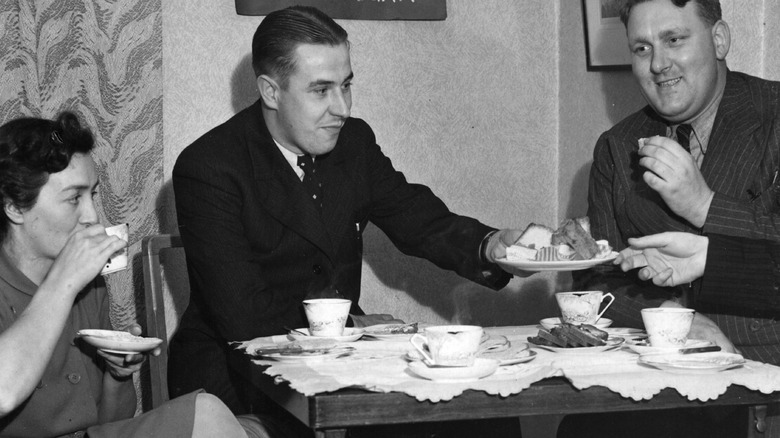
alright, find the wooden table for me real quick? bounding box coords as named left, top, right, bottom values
left=231, top=350, right=780, bottom=438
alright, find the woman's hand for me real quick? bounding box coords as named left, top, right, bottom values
left=98, top=324, right=158, bottom=381
left=44, top=225, right=128, bottom=296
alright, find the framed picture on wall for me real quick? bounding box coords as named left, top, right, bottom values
left=235, top=0, right=447, bottom=20
left=582, top=0, right=632, bottom=70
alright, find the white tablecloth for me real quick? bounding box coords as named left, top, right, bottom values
left=235, top=326, right=780, bottom=403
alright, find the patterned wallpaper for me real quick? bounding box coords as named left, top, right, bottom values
left=0, top=0, right=162, bottom=409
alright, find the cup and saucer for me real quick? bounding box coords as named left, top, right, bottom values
left=406, top=325, right=500, bottom=382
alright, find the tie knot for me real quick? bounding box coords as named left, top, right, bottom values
left=297, top=154, right=315, bottom=173
left=676, top=124, right=693, bottom=152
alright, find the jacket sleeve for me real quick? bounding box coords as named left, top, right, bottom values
left=358, top=129, right=511, bottom=291
left=698, top=234, right=780, bottom=312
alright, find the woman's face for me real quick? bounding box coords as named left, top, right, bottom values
left=15, top=153, right=99, bottom=261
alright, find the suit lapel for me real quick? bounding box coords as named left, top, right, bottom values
left=701, top=72, right=762, bottom=196
left=245, top=104, right=336, bottom=261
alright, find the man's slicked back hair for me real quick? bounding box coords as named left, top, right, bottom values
left=252, top=6, right=349, bottom=89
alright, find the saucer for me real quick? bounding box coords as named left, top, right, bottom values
left=407, top=358, right=499, bottom=382
left=528, top=336, right=624, bottom=354
left=288, top=327, right=364, bottom=342
left=638, top=352, right=745, bottom=374
left=77, top=329, right=162, bottom=354
left=625, top=338, right=712, bottom=355
left=539, top=317, right=613, bottom=330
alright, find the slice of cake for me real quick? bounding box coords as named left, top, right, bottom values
left=515, top=223, right=554, bottom=249
left=551, top=218, right=599, bottom=259
left=506, top=245, right=537, bottom=261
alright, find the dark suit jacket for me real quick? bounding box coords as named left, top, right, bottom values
left=702, top=234, right=780, bottom=312
left=169, top=100, right=510, bottom=408
left=575, top=71, right=780, bottom=364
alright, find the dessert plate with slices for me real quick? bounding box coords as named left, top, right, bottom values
left=499, top=217, right=616, bottom=271
left=638, top=352, right=745, bottom=373
left=77, top=329, right=163, bottom=354
left=407, top=358, right=500, bottom=382
left=496, top=252, right=618, bottom=272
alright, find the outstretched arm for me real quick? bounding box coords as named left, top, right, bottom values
left=615, top=232, right=708, bottom=287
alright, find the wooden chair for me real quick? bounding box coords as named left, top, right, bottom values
left=141, top=234, right=185, bottom=409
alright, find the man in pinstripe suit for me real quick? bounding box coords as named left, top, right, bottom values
left=577, top=0, right=780, bottom=366
left=567, top=0, right=780, bottom=435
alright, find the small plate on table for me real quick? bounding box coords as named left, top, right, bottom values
left=77, top=329, right=162, bottom=355
left=625, top=338, right=712, bottom=355
left=407, top=358, right=500, bottom=382
left=638, top=352, right=745, bottom=374
left=288, top=327, right=364, bottom=342
left=539, top=317, right=613, bottom=331
left=528, top=336, right=625, bottom=354
left=362, top=323, right=420, bottom=340
left=495, top=252, right=618, bottom=272
left=406, top=342, right=537, bottom=366
left=259, top=349, right=353, bottom=363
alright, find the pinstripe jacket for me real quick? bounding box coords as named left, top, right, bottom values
left=575, top=71, right=780, bottom=364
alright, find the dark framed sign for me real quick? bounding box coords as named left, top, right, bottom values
left=582, top=0, right=631, bottom=71
left=235, top=0, right=447, bottom=21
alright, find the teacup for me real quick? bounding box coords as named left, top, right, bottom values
left=303, top=298, right=351, bottom=337
left=102, top=223, right=129, bottom=275
left=410, top=325, right=483, bottom=367
left=555, top=291, right=615, bottom=325
left=641, top=307, right=695, bottom=347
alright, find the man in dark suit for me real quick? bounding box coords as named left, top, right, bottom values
left=168, top=5, right=526, bottom=431
left=565, top=0, right=780, bottom=436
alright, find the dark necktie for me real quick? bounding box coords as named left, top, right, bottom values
left=297, top=154, right=323, bottom=211
left=676, top=124, right=693, bottom=153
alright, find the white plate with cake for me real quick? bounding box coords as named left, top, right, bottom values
left=499, top=218, right=616, bottom=272
left=497, top=252, right=617, bottom=271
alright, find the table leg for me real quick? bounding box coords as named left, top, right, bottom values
left=518, top=415, right=564, bottom=438
left=315, top=428, right=347, bottom=438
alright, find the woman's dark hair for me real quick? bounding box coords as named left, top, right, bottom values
left=252, top=5, right=349, bottom=89
left=0, top=111, right=95, bottom=241
left=620, top=0, right=722, bottom=27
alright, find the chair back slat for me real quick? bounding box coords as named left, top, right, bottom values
left=141, top=234, right=184, bottom=410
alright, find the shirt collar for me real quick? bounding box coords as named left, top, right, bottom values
left=667, top=78, right=726, bottom=155
left=274, top=139, right=306, bottom=180
left=0, top=247, right=37, bottom=297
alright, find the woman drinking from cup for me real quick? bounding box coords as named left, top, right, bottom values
left=0, top=112, right=252, bottom=437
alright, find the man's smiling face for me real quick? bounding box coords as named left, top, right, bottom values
left=626, top=0, right=726, bottom=123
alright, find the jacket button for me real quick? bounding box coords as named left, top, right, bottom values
left=749, top=320, right=762, bottom=332
left=312, top=265, right=322, bottom=275
left=67, top=373, right=81, bottom=384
